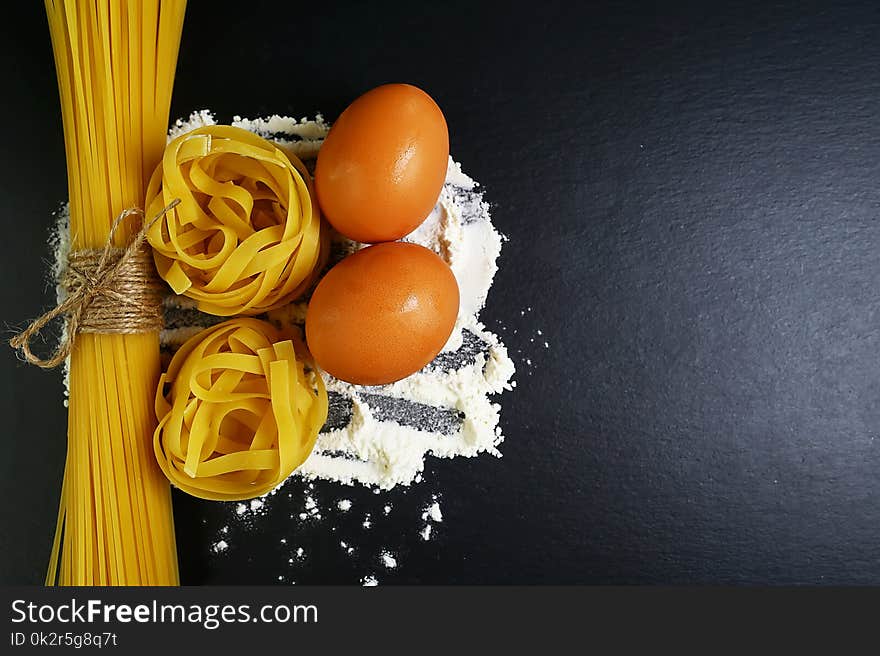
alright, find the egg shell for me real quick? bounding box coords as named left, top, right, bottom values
left=305, top=242, right=460, bottom=385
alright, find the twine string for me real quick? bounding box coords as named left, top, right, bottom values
left=9, top=199, right=180, bottom=369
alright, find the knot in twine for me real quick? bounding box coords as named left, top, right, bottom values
left=9, top=199, right=180, bottom=369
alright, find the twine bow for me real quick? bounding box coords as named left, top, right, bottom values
left=9, top=199, right=180, bottom=369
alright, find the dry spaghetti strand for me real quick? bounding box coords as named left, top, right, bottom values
left=44, top=0, right=186, bottom=586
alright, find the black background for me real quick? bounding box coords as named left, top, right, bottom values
left=3, top=0, right=880, bottom=585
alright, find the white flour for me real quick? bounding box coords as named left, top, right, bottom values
left=211, top=481, right=446, bottom=585
left=423, top=501, right=443, bottom=523
left=418, top=496, right=443, bottom=542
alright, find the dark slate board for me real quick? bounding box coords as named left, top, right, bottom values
left=5, top=0, right=880, bottom=584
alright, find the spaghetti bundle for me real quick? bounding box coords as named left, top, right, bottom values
left=145, top=125, right=327, bottom=316
left=44, top=0, right=186, bottom=585
left=154, top=318, right=328, bottom=501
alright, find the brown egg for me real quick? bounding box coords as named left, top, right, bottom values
left=314, top=84, right=449, bottom=243
left=305, top=242, right=459, bottom=385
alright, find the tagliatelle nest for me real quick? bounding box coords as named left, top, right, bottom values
left=145, top=125, right=327, bottom=316
left=153, top=318, right=328, bottom=501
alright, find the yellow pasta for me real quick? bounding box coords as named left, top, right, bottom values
left=44, top=0, right=185, bottom=585
left=145, top=125, right=327, bottom=316
left=154, top=318, right=328, bottom=500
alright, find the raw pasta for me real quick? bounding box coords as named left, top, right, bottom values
left=145, top=125, right=327, bottom=316
left=154, top=318, right=328, bottom=500
left=44, top=0, right=186, bottom=585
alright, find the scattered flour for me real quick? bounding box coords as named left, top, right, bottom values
left=208, top=474, right=458, bottom=583
left=361, top=575, right=379, bottom=587
left=423, top=502, right=443, bottom=523
left=301, top=494, right=322, bottom=521
left=418, top=497, right=443, bottom=542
